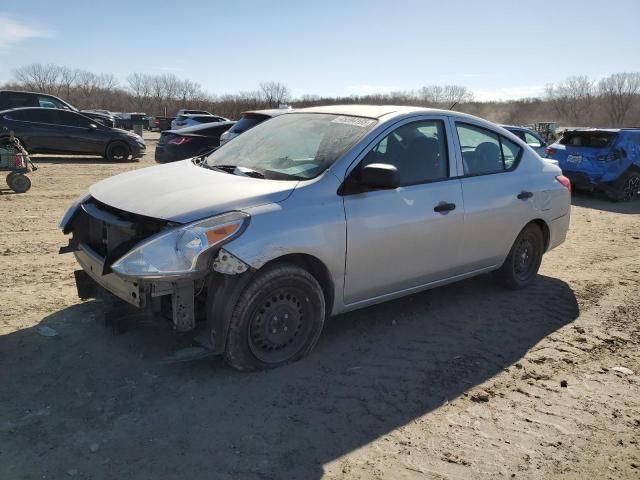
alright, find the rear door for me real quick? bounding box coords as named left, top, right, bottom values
left=6, top=109, right=61, bottom=152
left=343, top=116, right=465, bottom=305
left=453, top=121, right=534, bottom=272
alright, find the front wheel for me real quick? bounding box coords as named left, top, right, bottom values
left=493, top=223, right=544, bottom=290
left=224, top=263, right=326, bottom=371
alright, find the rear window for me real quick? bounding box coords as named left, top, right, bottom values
left=560, top=131, right=617, bottom=148
left=229, top=114, right=269, bottom=134
left=193, top=116, right=222, bottom=124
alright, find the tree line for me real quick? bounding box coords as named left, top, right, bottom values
left=4, top=63, right=640, bottom=127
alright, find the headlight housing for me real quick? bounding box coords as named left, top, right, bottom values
left=59, top=191, right=91, bottom=231
left=111, top=211, right=249, bottom=279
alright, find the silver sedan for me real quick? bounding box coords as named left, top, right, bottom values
left=60, top=105, right=571, bottom=371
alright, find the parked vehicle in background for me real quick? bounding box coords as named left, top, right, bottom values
left=176, top=109, right=213, bottom=117
left=155, top=121, right=235, bottom=163
left=501, top=125, right=548, bottom=156
left=219, top=109, right=290, bottom=145
left=0, top=107, right=145, bottom=162
left=149, top=116, right=176, bottom=131
left=533, top=122, right=558, bottom=144
left=0, top=90, right=115, bottom=127
left=170, top=114, right=229, bottom=130
left=60, top=105, right=570, bottom=371
left=545, top=128, right=640, bottom=201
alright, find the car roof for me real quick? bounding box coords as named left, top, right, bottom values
left=291, top=105, right=497, bottom=128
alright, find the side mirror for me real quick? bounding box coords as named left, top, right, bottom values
left=359, top=163, right=400, bottom=190
left=87, top=123, right=97, bottom=131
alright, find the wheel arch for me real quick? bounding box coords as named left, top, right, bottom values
left=529, top=218, right=550, bottom=252
left=260, top=253, right=335, bottom=316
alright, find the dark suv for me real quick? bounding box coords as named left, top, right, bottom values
left=0, top=108, right=146, bottom=161
left=0, top=90, right=115, bottom=128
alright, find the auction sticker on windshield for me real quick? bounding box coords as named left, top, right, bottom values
left=331, top=116, right=376, bottom=128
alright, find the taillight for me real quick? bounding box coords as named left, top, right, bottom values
left=168, top=136, right=193, bottom=145
left=154, top=119, right=160, bottom=126
left=555, top=175, right=571, bottom=193
left=545, top=147, right=556, bottom=158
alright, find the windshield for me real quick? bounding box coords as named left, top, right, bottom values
left=204, top=113, right=376, bottom=180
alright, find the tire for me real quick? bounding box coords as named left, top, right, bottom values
left=105, top=141, right=131, bottom=162
left=606, top=171, right=640, bottom=202
left=7, top=173, right=31, bottom=193
left=224, top=263, right=326, bottom=371
left=493, top=223, right=544, bottom=290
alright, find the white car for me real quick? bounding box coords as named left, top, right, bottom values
left=61, top=105, right=571, bottom=371
left=171, top=114, right=229, bottom=130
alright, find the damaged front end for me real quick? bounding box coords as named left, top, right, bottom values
left=60, top=195, right=250, bottom=335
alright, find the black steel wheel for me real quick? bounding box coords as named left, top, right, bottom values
left=493, top=223, right=544, bottom=290
left=7, top=173, right=31, bottom=193
left=224, top=263, right=325, bottom=371
left=105, top=141, right=131, bottom=162
left=621, top=172, right=640, bottom=201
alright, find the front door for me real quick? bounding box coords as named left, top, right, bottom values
left=343, top=117, right=464, bottom=305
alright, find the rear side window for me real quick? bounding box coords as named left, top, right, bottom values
left=37, top=95, right=68, bottom=109
left=8, top=109, right=59, bottom=123
left=560, top=131, right=617, bottom=148
left=199, top=124, right=233, bottom=136
left=456, top=123, right=522, bottom=175
left=230, top=114, right=268, bottom=133
left=0, top=92, right=38, bottom=109
left=193, top=116, right=221, bottom=124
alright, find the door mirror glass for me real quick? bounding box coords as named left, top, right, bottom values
left=359, top=163, right=400, bottom=189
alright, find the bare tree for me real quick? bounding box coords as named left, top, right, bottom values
left=58, top=66, right=79, bottom=101
left=12, top=63, right=61, bottom=93
left=259, top=81, right=290, bottom=108
left=545, top=76, right=595, bottom=124
left=127, top=73, right=153, bottom=112
left=598, top=72, right=640, bottom=127
left=418, top=85, right=473, bottom=106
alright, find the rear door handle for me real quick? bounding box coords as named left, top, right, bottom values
left=517, top=191, right=533, bottom=200
left=434, top=202, right=456, bottom=213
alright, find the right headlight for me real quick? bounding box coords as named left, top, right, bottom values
left=111, top=211, right=249, bottom=279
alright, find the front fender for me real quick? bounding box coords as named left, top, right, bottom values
left=222, top=174, right=346, bottom=314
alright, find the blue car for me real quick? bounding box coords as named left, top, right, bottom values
left=546, top=128, right=640, bottom=201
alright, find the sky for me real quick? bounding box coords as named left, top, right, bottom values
left=0, top=0, right=639, bottom=101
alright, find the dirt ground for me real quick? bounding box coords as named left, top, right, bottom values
left=1, top=132, right=639, bottom=480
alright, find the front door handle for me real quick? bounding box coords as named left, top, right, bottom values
left=434, top=202, right=456, bottom=213
left=517, top=191, right=533, bottom=200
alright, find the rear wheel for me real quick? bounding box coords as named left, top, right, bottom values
left=606, top=171, right=640, bottom=202
left=105, top=141, right=131, bottom=162
left=224, top=263, right=325, bottom=371
left=493, top=223, right=544, bottom=290
left=7, top=173, right=31, bottom=193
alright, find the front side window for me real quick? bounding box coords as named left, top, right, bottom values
left=456, top=123, right=522, bottom=175
left=361, top=120, right=449, bottom=186
left=205, top=113, right=376, bottom=180
left=57, top=111, right=92, bottom=127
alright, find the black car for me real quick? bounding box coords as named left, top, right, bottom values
left=0, top=90, right=115, bottom=128
left=0, top=108, right=146, bottom=161
left=155, top=121, right=235, bottom=163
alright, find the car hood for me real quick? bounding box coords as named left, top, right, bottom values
left=89, top=159, right=298, bottom=223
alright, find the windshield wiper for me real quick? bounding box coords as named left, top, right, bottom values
left=206, top=164, right=265, bottom=179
